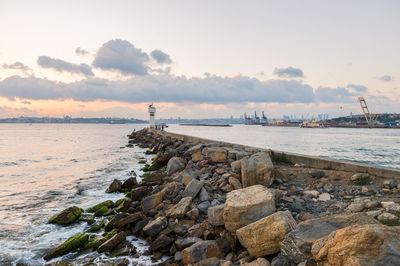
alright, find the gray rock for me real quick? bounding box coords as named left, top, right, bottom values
left=208, top=204, right=225, bottom=226
left=198, top=201, right=211, bottom=214
left=175, top=237, right=202, bottom=250
left=182, top=179, right=204, bottom=198
left=280, top=213, right=379, bottom=264
left=166, top=157, right=185, bottom=176
left=310, top=170, right=325, bottom=178
left=121, top=177, right=137, bottom=189
left=131, top=186, right=149, bottom=201
left=199, top=187, right=210, bottom=202
left=149, top=234, right=174, bottom=252
left=142, top=216, right=168, bottom=237
left=181, top=240, right=223, bottom=264
left=106, top=179, right=122, bottom=193
left=98, top=231, right=127, bottom=253
left=228, top=176, right=242, bottom=190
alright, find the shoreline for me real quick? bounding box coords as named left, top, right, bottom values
left=38, top=128, right=400, bottom=265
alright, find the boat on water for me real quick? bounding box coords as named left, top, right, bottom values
left=299, top=118, right=327, bottom=128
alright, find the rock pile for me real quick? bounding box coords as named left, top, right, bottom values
left=42, top=128, right=400, bottom=265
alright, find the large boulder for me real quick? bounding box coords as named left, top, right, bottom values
left=223, top=185, right=275, bottom=232
left=187, top=144, right=204, bottom=162
left=312, top=224, right=400, bottom=266
left=43, top=233, right=89, bottom=260
left=237, top=211, right=297, bottom=257
left=166, top=197, right=192, bottom=218
left=143, top=216, right=168, bottom=237
left=48, top=206, right=84, bottom=226
left=166, top=157, right=185, bottom=176
left=121, top=177, right=137, bottom=189
left=280, top=213, right=379, bottom=264
left=141, top=191, right=163, bottom=213
left=131, top=186, right=149, bottom=201
left=241, top=152, right=274, bottom=187
left=203, top=147, right=227, bottom=163
left=181, top=240, right=223, bottom=264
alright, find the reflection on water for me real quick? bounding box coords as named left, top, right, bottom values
left=166, top=124, right=400, bottom=169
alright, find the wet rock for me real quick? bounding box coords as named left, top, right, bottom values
left=166, top=157, right=185, bottom=176
left=131, top=186, right=149, bottom=201
left=241, top=152, right=274, bottom=187
left=199, top=187, right=210, bottom=202
left=141, top=191, right=163, bottom=213
left=143, top=216, right=168, bottom=236
left=280, top=213, right=379, bottom=264
left=149, top=234, right=174, bottom=252
left=131, top=218, right=149, bottom=234
left=115, top=198, right=132, bottom=212
left=105, top=213, right=126, bottom=231
left=98, top=231, right=127, bottom=253
left=121, top=177, right=137, bottom=189
left=114, top=212, right=142, bottom=228
left=48, top=206, right=84, bottom=226
left=166, top=197, right=192, bottom=218
left=208, top=204, right=225, bottom=226
left=223, top=185, right=275, bottom=232
left=182, top=179, right=204, bottom=198
left=169, top=221, right=188, bottom=235
left=203, top=147, right=227, bottom=163
left=312, top=224, right=400, bottom=266
left=43, top=233, right=89, bottom=260
left=310, top=170, right=325, bottom=178
left=181, top=240, right=223, bottom=264
left=106, top=179, right=122, bottom=193
left=237, top=211, right=297, bottom=257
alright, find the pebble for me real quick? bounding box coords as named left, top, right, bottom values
left=318, top=193, right=331, bottom=201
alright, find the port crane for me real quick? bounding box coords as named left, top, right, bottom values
left=358, top=97, right=378, bottom=128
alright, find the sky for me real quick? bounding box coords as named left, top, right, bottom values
left=0, top=0, right=399, bottom=120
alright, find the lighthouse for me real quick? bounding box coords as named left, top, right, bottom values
left=148, top=104, right=156, bottom=129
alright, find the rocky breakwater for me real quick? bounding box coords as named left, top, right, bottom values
left=41, top=128, right=400, bottom=265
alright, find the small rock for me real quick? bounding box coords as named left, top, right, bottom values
left=303, top=190, right=319, bottom=197
left=203, top=147, right=227, bottom=163
left=141, top=192, right=163, bottom=213
left=175, top=237, right=202, bottom=250
left=131, top=186, right=149, bottom=201
left=149, top=234, right=174, bottom=252
left=365, top=200, right=380, bottom=210
left=231, top=160, right=242, bottom=174
left=186, top=208, right=199, bottom=220
left=346, top=201, right=365, bottom=213
left=377, top=212, right=399, bottom=225
left=228, top=176, right=242, bottom=190
left=199, top=187, right=210, bottom=202
left=208, top=204, right=225, bottom=226
left=245, top=258, right=271, bottom=266
left=310, top=170, right=325, bottom=178
left=198, top=201, right=211, bottom=214
left=181, top=240, right=223, bottom=264
left=48, top=206, right=84, bottom=226
left=166, top=197, right=192, bottom=218
left=383, top=179, right=398, bottom=189
left=143, top=216, right=168, bottom=236
left=182, top=179, right=204, bottom=198
left=318, top=193, right=331, bottom=201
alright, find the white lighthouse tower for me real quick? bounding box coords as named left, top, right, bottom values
left=148, top=104, right=156, bottom=129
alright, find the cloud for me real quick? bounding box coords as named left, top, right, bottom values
left=150, top=49, right=172, bottom=64
left=273, top=67, right=304, bottom=78
left=92, top=39, right=149, bottom=75
left=0, top=106, right=38, bottom=118
left=347, top=84, right=367, bottom=92
left=315, top=87, right=355, bottom=103
left=379, top=75, right=392, bottom=82
left=2, top=61, right=31, bottom=72
left=75, top=47, right=89, bottom=56
left=0, top=74, right=317, bottom=104
left=21, top=100, right=31, bottom=104
left=37, top=56, right=94, bottom=76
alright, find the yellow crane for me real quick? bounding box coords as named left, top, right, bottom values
left=358, top=97, right=378, bottom=127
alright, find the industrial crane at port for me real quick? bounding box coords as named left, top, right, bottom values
left=358, top=97, right=378, bottom=128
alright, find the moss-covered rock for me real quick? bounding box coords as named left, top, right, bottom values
left=84, top=237, right=107, bottom=250
left=87, top=222, right=105, bottom=232
left=94, top=206, right=114, bottom=217
left=114, top=198, right=125, bottom=208
left=48, top=206, right=84, bottom=226
left=141, top=172, right=151, bottom=177
left=86, top=200, right=114, bottom=213
left=43, top=233, right=89, bottom=260
left=138, top=159, right=147, bottom=164
left=103, top=228, right=120, bottom=240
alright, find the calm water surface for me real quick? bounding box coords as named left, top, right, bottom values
left=1, top=123, right=399, bottom=265
left=167, top=124, right=400, bottom=169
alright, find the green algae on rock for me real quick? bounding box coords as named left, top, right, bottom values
left=48, top=206, right=84, bottom=226
left=86, top=200, right=114, bottom=213
left=43, top=233, right=89, bottom=260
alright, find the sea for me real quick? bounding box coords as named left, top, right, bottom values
left=0, top=123, right=399, bottom=265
